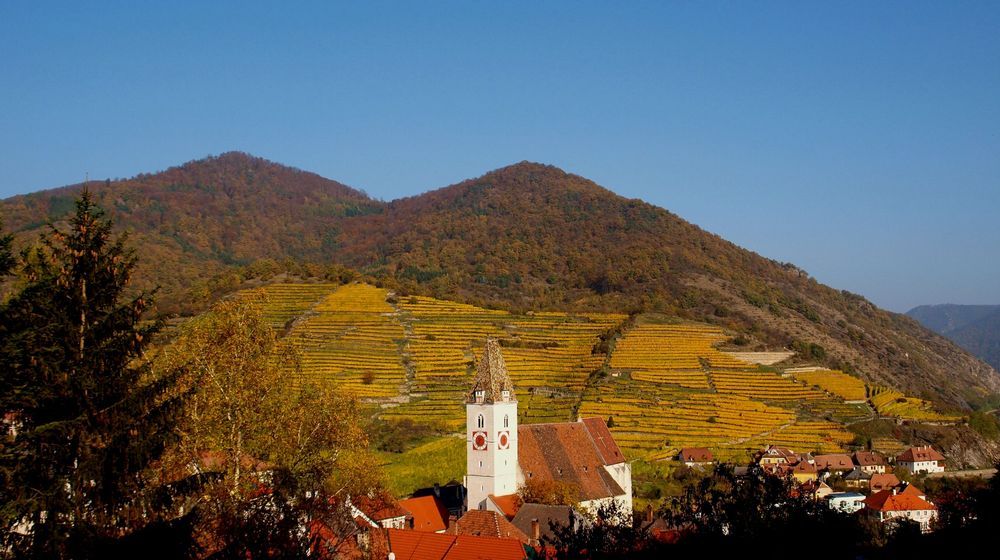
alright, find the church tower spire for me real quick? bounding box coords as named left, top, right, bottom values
left=469, top=337, right=515, bottom=404
left=464, top=338, right=518, bottom=511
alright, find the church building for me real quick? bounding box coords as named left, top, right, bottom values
left=464, top=339, right=632, bottom=518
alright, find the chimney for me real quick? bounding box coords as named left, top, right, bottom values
left=447, top=515, right=457, bottom=533
left=531, top=518, right=540, bottom=544
left=645, top=504, right=654, bottom=523
left=407, top=515, right=414, bottom=530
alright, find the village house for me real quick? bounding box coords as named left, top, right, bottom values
left=445, top=509, right=530, bottom=543
left=678, top=447, right=714, bottom=467
left=464, top=339, right=633, bottom=519
left=399, top=495, right=450, bottom=533
left=384, top=527, right=528, bottom=560
left=412, top=481, right=467, bottom=519
left=814, top=480, right=834, bottom=500
left=756, top=445, right=799, bottom=467
left=813, top=453, right=855, bottom=478
left=843, top=468, right=872, bottom=490
left=790, top=459, right=818, bottom=483
left=863, top=483, right=938, bottom=532
left=350, top=492, right=409, bottom=530
left=896, top=446, right=946, bottom=474
left=510, top=504, right=585, bottom=547
left=853, top=450, right=888, bottom=474
left=869, top=473, right=902, bottom=493
left=828, top=492, right=867, bottom=514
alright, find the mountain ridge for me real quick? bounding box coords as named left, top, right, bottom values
left=2, top=152, right=998, bottom=410
left=907, top=304, right=1000, bottom=372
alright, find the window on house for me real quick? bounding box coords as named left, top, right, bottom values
left=504, top=414, right=509, bottom=428
left=477, top=415, right=484, bottom=428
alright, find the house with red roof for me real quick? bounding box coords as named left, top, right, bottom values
left=756, top=445, right=799, bottom=467
left=896, top=446, right=945, bottom=474
left=400, top=495, right=451, bottom=532
left=351, top=491, right=409, bottom=529
left=852, top=450, right=888, bottom=474
left=869, top=472, right=902, bottom=493
left=863, top=484, right=938, bottom=532
left=463, top=339, right=633, bottom=520
left=678, top=447, right=714, bottom=467
left=790, top=459, right=818, bottom=483
left=384, top=527, right=527, bottom=560
left=445, top=509, right=530, bottom=543
left=813, top=453, right=854, bottom=476
left=486, top=494, right=522, bottom=520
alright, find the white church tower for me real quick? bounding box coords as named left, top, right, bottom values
left=464, top=338, right=518, bottom=511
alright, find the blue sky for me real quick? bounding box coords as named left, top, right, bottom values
left=1, top=1, right=998, bottom=312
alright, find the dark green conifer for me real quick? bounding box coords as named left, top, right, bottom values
left=0, top=192, right=188, bottom=558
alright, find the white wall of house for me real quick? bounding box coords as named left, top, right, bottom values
left=877, top=509, right=938, bottom=532
left=898, top=460, right=944, bottom=474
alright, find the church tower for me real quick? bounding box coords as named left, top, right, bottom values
left=464, top=338, right=518, bottom=511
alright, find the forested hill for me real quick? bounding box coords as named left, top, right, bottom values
left=1, top=152, right=380, bottom=310
left=2, top=154, right=997, bottom=409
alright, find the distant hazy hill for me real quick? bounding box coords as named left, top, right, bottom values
left=908, top=304, right=1000, bottom=371
left=2, top=153, right=998, bottom=409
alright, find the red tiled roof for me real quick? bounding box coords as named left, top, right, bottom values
left=386, top=528, right=527, bottom=560
left=401, top=496, right=450, bottom=532
left=897, top=446, right=945, bottom=463
left=679, top=447, right=714, bottom=463
left=853, top=451, right=886, bottom=466
left=898, top=483, right=926, bottom=499
left=581, top=417, right=626, bottom=465
left=488, top=494, right=522, bottom=520
left=447, top=510, right=529, bottom=543
left=864, top=489, right=937, bottom=512
left=869, top=473, right=901, bottom=493
left=353, top=492, right=408, bottom=522
left=792, top=461, right=817, bottom=474
left=518, top=422, right=625, bottom=501
left=813, top=454, right=854, bottom=470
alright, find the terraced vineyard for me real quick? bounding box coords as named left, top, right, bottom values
left=280, top=283, right=408, bottom=399
left=592, top=319, right=858, bottom=461
left=710, top=369, right=828, bottom=401
left=248, top=282, right=340, bottom=330
left=869, top=386, right=961, bottom=422
left=384, top=296, right=625, bottom=428
left=609, top=323, right=732, bottom=389
left=237, top=283, right=930, bottom=463
left=579, top=378, right=796, bottom=461
left=788, top=367, right=867, bottom=401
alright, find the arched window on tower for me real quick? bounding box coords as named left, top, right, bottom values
left=477, top=414, right=484, bottom=428
left=504, top=414, right=509, bottom=428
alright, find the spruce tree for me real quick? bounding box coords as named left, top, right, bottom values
left=0, top=192, right=188, bottom=558
left=0, top=216, right=13, bottom=276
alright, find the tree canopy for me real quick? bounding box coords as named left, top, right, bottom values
left=0, top=192, right=189, bottom=557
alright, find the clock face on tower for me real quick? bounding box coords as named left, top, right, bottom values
left=498, top=430, right=510, bottom=450
left=472, top=431, right=488, bottom=450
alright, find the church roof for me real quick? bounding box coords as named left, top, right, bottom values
left=469, top=338, right=515, bottom=404
left=517, top=419, right=626, bottom=502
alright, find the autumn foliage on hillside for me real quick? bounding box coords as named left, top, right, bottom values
left=2, top=154, right=996, bottom=409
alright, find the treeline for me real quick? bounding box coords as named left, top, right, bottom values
left=0, top=194, right=385, bottom=559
